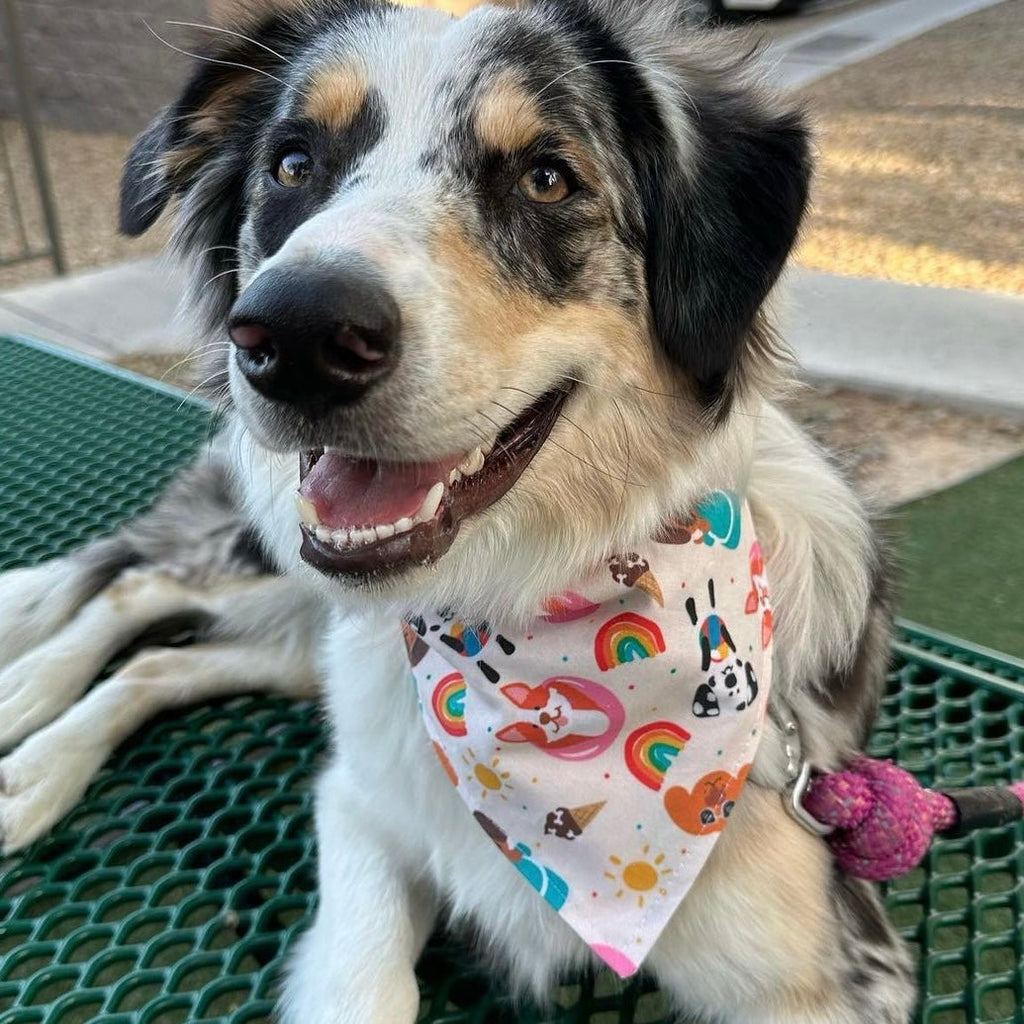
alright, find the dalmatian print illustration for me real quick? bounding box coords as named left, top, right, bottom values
left=685, top=580, right=759, bottom=719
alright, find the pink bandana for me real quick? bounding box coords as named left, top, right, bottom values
left=406, top=492, right=773, bottom=978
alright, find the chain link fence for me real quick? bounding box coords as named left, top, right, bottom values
left=0, top=0, right=208, bottom=287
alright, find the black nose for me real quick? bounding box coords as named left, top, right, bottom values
left=227, top=261, right=399, bottom=406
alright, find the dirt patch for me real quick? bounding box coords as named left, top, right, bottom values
left=796, top=0, right=1024, bottom=294
left=786, top=386, right=1024, bottom=507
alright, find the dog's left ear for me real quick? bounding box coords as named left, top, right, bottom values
left=644, top=79, right=811, bottom=410
left=542, top=1, right=812, bottom=410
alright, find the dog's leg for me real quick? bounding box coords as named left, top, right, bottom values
left=281, top=608, right=438, bottom=1024
left=648, top=785, right=916, bottom=1024
left=280, top=760, right=437, bottom=1024
left=0, top=568, right=288, bottom=751
left=0, top=536, right=135, bottom=669
left=0, top=637, right=316, bottom=854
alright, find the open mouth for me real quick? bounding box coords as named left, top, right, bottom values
left=296, top=383, right=573, bottom=577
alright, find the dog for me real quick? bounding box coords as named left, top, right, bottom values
left=0, top=1, right=917, bottom=1022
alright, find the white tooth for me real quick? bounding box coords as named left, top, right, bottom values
left=449, top=468, right=462, bottom=486
left=375, top=523, right=396, bottom=541
left=315, top=526, right=333, bottom=543
left=395, top=517, right=414, bottom=534
left=416, top=482, right=445, bottom=523
left=457, top=447, right=485, bottom=477
left=359, top=528, right=377, bottom=546
left=295, top=493, right=321, bottom=527
left=331, top=528, right=350, bottom=548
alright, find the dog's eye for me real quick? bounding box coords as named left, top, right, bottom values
left=275, top=151, right=313, bottom=188
left=518, top=164, right=572, bottom=204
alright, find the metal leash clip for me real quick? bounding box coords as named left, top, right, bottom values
left=777, top=704, right=835, bottom=838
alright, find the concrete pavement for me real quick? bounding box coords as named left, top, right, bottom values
left=0, top=258, right=189, bottom=362
left=768, top=0, right=1009, bottom=88
left=783, top=270, right=1024, bottom=417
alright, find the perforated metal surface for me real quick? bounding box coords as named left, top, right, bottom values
left=0, top=335, right=1021, bottom=1024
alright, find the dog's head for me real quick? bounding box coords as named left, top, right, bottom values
left=122, top=0, right=810, bottom=611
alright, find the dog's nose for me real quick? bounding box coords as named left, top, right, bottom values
left=228, top=261, right=399, bottom=406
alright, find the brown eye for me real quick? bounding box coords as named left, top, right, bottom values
left=518, top=164, right=572, bottom=204
left=275, top=150, right=312, bottom=187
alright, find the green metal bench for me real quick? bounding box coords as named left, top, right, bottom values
left=0, top=334, right=1021, bottom=1024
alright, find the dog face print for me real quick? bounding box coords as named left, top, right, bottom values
left=744, top=541, right=774, bottom=649
left=686, top=580, right=759, bottom=719
left=495, top=676, right=625, bottom=760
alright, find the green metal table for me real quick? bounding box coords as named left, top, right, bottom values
left=0, top=335, right=1021, bottom=1024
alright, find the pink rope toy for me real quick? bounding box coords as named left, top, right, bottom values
left=799, top=756, right=1024, bottom=882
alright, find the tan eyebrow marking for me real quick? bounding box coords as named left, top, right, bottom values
left=474, top=72, right=547, bottom=154
left=302, top=61, right=370, bottom=132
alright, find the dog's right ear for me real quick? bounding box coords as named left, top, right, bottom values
left=118, top=17, right=302, bottom=323
left=119, top=33, right=284, bottom=240
left=120, top=112, right=175, bottom=237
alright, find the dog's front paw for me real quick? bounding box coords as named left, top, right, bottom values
left=0, top=648, right=86, bottom=752
left=280, top=925, right=420, bottom=1024
left=0, top=716, right=106, bottom=853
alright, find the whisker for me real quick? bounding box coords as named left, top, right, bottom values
left=475, top=409, right=516, bottom=462
left=200, top=267, right=239, bottom=291
left=488, top=399, right=640, bottom=487
left=197, top=244, right=243, bottom=257
left=612, top=395, right=632, bottom=525
left=159, top=344, right=230, bottom=380
left=535, top=58, right=698, bottom=121
left=456, top=416, right=495, bottom=451
left=176, top=370, right=229, bottom=410
left=164, top=20, right=295, bottom=66
left=495, top=386, right=604, bottom=452
left=143, top=22, right=295, bottom=90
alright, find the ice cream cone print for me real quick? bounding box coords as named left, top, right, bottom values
left=545, top=800, right=607, bottom=839
left=633, top=570, right=664, bottom=607
left=567, top=801, right=606, bottom=832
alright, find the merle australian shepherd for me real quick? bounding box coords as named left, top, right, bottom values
left=0, top=1, right=917, bottom=1021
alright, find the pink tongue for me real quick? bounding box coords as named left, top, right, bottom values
left=300, top=451, right=461, bottom=529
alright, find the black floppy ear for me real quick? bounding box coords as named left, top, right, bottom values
left=537, top=0, right=812, bottom=409
left=643, top=90, right=811, bottom=408
left=117, top=18, right=294, bottom=322
left=120, top=113, right=175, bottom=236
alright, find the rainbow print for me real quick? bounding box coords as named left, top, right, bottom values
left=431, top=672, right=467, bottom=737
left=594, top=612, right=666, bottom=670
left=624, top=721, right=691, bottom=791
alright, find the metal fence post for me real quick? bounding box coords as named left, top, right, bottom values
left=1, top=0, right=66, bottom=275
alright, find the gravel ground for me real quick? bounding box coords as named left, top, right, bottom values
left=0, top=121, right=168, bottom=288
left=785, top=387, right=1024, bottom=507
left=795, top=0, right=1024, bottom=294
